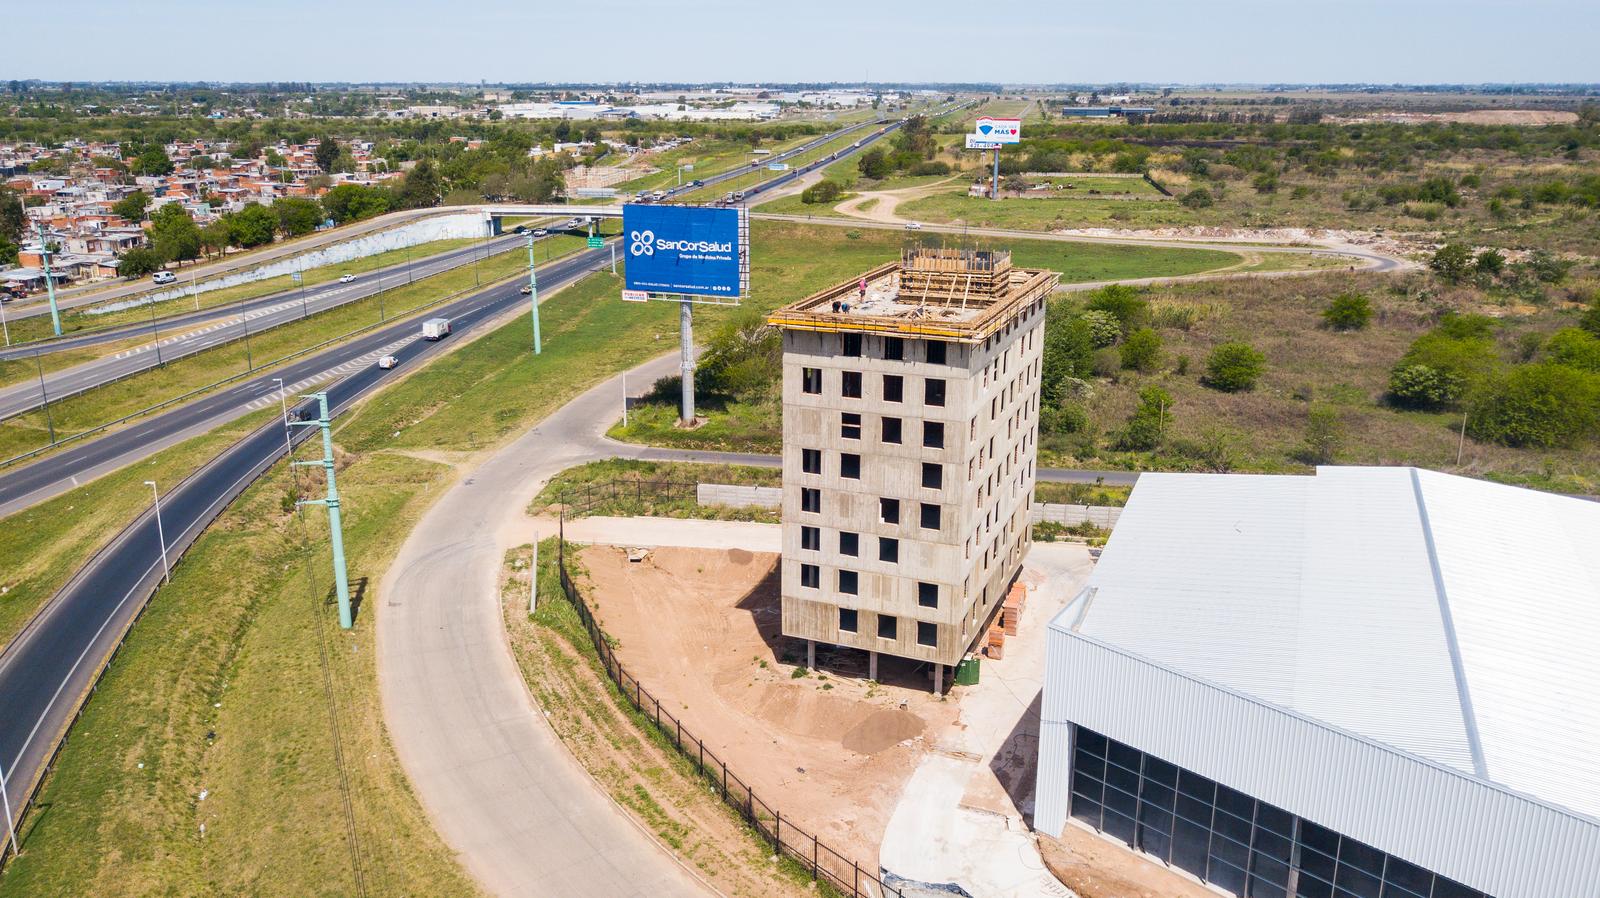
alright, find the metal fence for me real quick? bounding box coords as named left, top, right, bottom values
left=555, top=519, right=901, bottom=898
left=554, top=477, right=700, bottom=515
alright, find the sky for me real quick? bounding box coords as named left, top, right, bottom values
left=5, top=0, right=1597, bottom=85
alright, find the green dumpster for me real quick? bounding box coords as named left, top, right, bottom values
left=954, top=655, right=981, bottom=686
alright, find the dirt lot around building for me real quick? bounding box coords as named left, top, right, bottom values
left=574, top=544, right=959, bottom=852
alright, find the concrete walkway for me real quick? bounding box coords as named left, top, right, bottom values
left=377, top=352, right=713, bottom=898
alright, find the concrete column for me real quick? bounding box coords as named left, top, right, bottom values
left=934, top=664, right=943, bottom=694
left=678, top=299, right=695, bottom=425
left=806, top=639, right=815, bottom=670
left=868, top=650, right=878, bottom=682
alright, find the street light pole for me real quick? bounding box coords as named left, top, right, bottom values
left=144, top=480, right=170, bottom=585
left=526, top=232, right=541, bottom=355
left=34, top=222, right=63, bottom=337
left=292, top=392, right=353, bottom=629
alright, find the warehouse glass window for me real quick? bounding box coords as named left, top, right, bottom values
left=801, top=526, right=820, bottom=551
left=883, top=374, right=903, bottom=403
left=1066, top=726, right=1491, bottom=898
left=838, top=569, right=858, bottom=595
left=799, top=563, right=819, bottom=589
left=922, top=462, right=943, bottom=490
left=924, top=378, right=946, bottom=407
left=802, top=367, right=822, bottom=394
left=842, top=333, right=862, bottom=357
left=879, top=537, right=899, bottom=563
left=841, top=371, right=862, bottom=398
left=839, top=531, right=859, bottom=556
left=923, top=421, right=945, bottom=449
left=877, top=615, right=897, bottom=640
left=916, top=621, right=937, bottom=647
left=841, top=412, right=861, bottom=440
left=884, top=336, right=904, bottom=361
left=801, top=488, right=820, bottom=514
left=802, top=448, right=821, bottom=474
left=918, top=582, right=938, bottom=608
left=838, top=608, right=857, bottom=633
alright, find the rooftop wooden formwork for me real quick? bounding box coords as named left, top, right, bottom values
left=767, top=248, right=1059, bottom=344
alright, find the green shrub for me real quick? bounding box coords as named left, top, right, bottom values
left=1581, top=295, right=1600, bottom=337
left=1180, top=188, right=1214, bottom=209
left=1298, top=406, right=1344, bottom=465
left=800, top=180, right=844, bottom=205
left=1115, top=386, right=1173, bottom=451
left=1467, top=364, right=1600, bottom=448
left=1080, top=309, right=1122, bottom=347
left=1429, top=243, right=1475, bottom=283
left=1203, top=342, right=1266, bottom=392
left=1546, top=327, right=1600, bottom=372
left=1085, top=284, right=1149, bottom=331
left=1120, top=327, right=1163, bottom=372
left=1321, top=292, right=1372, bottom=330
left=1388, top=364, right=1466, bottom=408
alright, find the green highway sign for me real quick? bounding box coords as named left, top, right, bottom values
left=587, top=236, right=604, bottom=249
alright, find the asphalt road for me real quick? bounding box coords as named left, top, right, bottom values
left=0, top=242, right=620, bottom=841
left=0, top=233, right=545, bottom=420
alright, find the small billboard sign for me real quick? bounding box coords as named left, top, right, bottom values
left=965, top=134, right=1004, bottom=150
left=587, top=236, right=605, bottom=249
left=621, top=289, right=650, bottom=303
left=622, top=204, right=744, bottom=299
left=768, top=162, right=789, bottom=171
left=972, top=117, right=1022, bottom=144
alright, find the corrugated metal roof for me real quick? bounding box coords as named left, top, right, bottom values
left=1073, top=466, right=1600, bottom=820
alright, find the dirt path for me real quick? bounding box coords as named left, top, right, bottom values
left=833, top=177, right=962, bottom=225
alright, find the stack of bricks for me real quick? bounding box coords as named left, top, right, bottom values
left=985, top=623, right=1006, bottom=660
left=1001, top=583, right=1027, bottom=636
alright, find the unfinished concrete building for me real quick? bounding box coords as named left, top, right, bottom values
left=767, top=248, right=1059, bottom=691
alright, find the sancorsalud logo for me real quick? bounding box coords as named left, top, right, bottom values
left=630, top=228, right=733, bottom=257
left=629, top=229, right=655, bottom=256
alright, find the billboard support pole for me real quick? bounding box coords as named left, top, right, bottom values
left=678, top=300, right=695, bottom=425
left=525, top=232, right=541, bottom=355
left=991, top=148, right=1000, bottom=200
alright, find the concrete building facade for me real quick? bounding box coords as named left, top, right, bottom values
left=768, top=250, right=1058, bottom=688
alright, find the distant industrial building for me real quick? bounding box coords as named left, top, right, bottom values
left=768, top=249, right=1058, bottom=691
left=1035, top=466, right=1600, bottom=898
left=1057, top=105, right=1156, bottom=118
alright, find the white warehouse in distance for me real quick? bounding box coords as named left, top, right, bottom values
left=1035, top=466, right=1600, bottom=898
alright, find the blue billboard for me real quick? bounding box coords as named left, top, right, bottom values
left=622, top=204, right=743, bottom=298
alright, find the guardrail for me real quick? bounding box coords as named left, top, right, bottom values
left=555, top=520, right=905, bottom=898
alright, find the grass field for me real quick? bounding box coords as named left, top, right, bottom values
left=0, top=233, right=592, bottom=461
left=674, top=128, right=875, bottom=204
left=530, top=458, right=781, bottom=522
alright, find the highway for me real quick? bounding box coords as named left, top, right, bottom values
left=0, top=241, right=620, bottom=851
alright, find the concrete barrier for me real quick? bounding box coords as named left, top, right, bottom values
left=697, top=483, right=782, bottom=509
left=1030, top=502, right=1121, bottom=528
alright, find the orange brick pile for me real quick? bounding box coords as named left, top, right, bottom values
left=983, top=582, right=1029, bottom=660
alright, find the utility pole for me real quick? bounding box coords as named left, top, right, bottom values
left=291, top=391, right=353, bottom=629
left=991, top=148, right=1001, bottom=201
left=525, top=232, right=541, bottom=355
left=273, top=377, right=293, bottom=460
left=679, top=300, right=695, bottom=425
left=144, top=480, right=170, bottom=584
left=33, top=223, right=63, bottom=337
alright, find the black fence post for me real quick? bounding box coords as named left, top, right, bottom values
left=812, top=834, right=818, bottom=881
left=775, top=810, right=782, bottom=855
left=854, top=860, right=860, bottom=897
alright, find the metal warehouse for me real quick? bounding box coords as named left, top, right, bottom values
left=1034, top=466, right=1600, bottom=898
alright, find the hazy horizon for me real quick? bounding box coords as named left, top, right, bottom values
left=5, top=0, right=1596, bottom=85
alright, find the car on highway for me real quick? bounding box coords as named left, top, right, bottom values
left=152, top=271, right=177, bottom=285
left=512, top=225, right=528, bottom=234
left=339, top=273, right=356, bottom=283
left=519, top=284, right=533, bottom=295
left=378, top=355, right=399, bottom=370
left=690, top=179, right=704, bottom=187
left=904, top=221, right=923, bottom=230
left=532, top=228, right=548, bottom=237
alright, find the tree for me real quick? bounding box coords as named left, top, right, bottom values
left=322, top=184, right=391, bottom=224
left=1388, top=364, right=1464, bottom=408
left=1386, top=322, right=1499, bottom=408
left=1080, top=309, right=1121, bottom=347
left=149, top=204, right=201, bottom=263
left=1321, top=291, right=1372, bottom=330
left=1546, top=328, right=1600, bottom=372
left=1299, top=405, right=1344, bottom=465
left=273, top=196, right=323, bottom=237
left=119, top=246, right=165, bottom=278
left=1580, top=294, right=1600, bottom=337
left=200, top=220, right=232, bottom=258
left=111, top=190, right=151, bottom=222
left=264, top=148, right=286, bottom=168
left=857, top=148, right=892, bottom=180
left=227, top=204, right=278, bottom=248
left=190, top=155, right=216, bottom=171
left=1428, top=243, right=1475, bottom=283
left=1085, top=284, right=1148, bottom=332
left=396, top=159, right=440, bottom=209
left=0, top=187, right=24, bottom=243
left=1180, top=188, right=1214, bottom=209
left=1120, top=327, right=1163, bottom=372
left=1467, top=363, right=1600, bottom=448
left=1115, top=386, right=1173, bottom=451
left=131, top=145, right=174, bottom=176
left=801, top=180, right=844, bottom=205
left=315, top=137, right=339, bottom=173
left=1203, top=342, right=1266, bottom=392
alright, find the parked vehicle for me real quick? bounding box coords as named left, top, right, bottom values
left=339, top=273, right=355, bottom=283
left=421, top=317, right=452, bottom=341
left=377, top=355, right=399, bottom=370
left=152, top=271, right=177, bottom=285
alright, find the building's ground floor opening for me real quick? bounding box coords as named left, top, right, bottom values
left=1065, top=725, right=1492, bottom=898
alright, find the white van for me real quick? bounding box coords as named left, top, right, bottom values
left=152, top=271, right=177, bottom=285
left=421, top=318, right=451, bottom=341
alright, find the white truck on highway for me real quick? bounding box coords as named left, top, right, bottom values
left=421, top=317, right=452, bottom=341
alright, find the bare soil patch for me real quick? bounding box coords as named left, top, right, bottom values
left=578, top=544, right=961, bottom=853
left=1039, top=826, right=1219, bottom=898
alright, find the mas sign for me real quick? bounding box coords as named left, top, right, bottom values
left=623, top=204, right=743, bottom=298
left=973, top=117, right=1022, bottom=144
